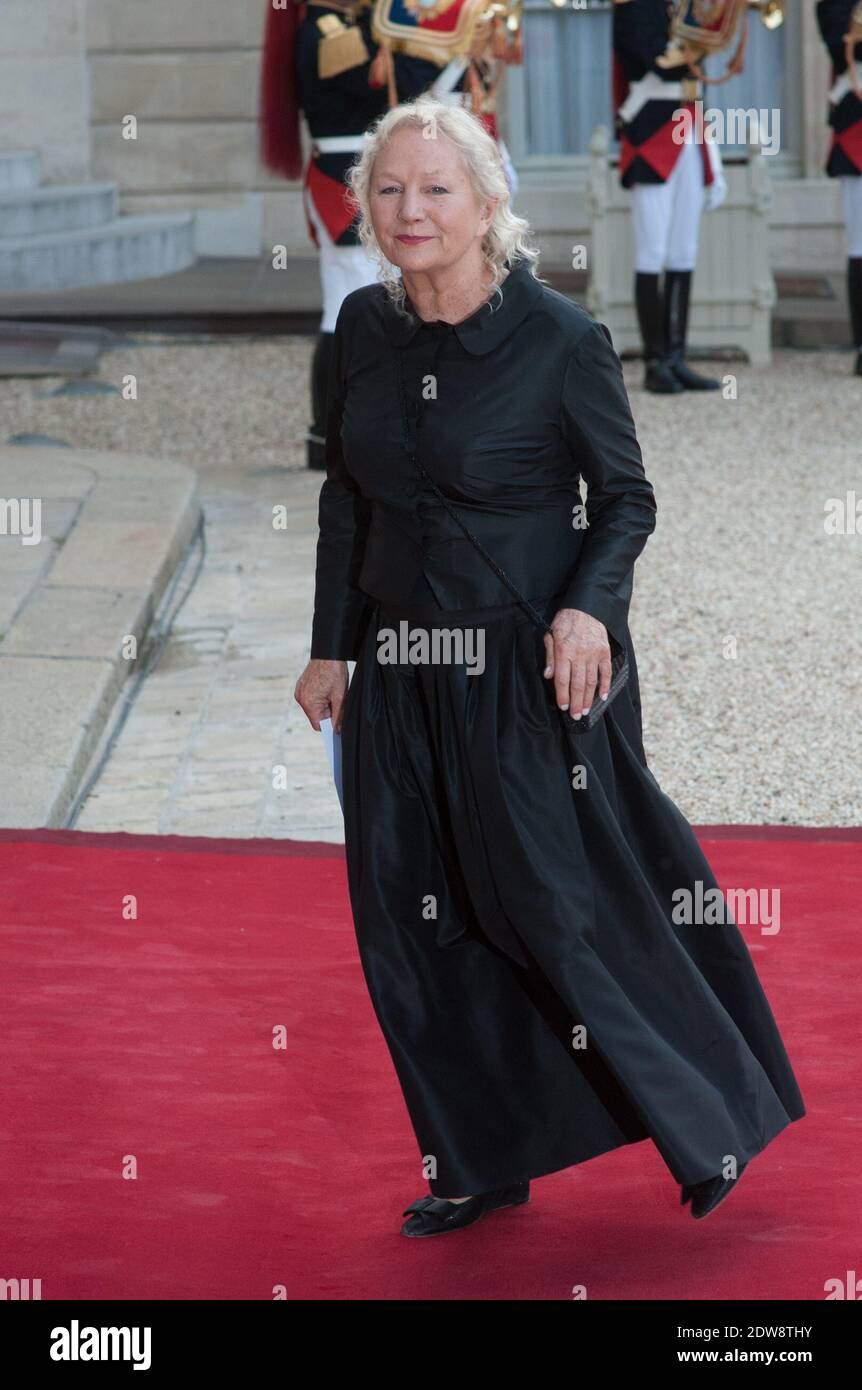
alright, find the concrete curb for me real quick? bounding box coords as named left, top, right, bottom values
left=0, top=447, right=201, bottom=827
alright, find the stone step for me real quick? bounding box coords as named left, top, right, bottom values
left=0, top=445, right=202, bottom=829
left=0, top=183, right=117, bottom=238
left=0, top=213, right=197, bottom=293
left=0, top=321, right=115, bottom=377
left=0, top=150, right=41, bottom=192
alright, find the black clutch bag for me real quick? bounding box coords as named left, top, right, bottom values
left=561, top=639, right=630, bottom=733
left=395, top=348, right=630, bottom=736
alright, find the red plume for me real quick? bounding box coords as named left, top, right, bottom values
left=612, top=50, right=629, bottom=114
left=259, top=1, right=304, bottom=180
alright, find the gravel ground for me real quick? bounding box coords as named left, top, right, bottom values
left=2, top=333, right=859, bottom=829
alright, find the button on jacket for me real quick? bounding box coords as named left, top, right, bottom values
left=310, top=255, right=657, bottom=661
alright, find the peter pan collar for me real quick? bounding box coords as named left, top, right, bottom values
left=381, top=256, right=543, bottom=355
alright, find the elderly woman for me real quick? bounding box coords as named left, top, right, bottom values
left=294, top=97, right=805, bottom=1238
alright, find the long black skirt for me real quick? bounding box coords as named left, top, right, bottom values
left=341, top=594, right=806, bottom=1198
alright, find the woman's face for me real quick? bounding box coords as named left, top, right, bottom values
left=369, top=126, right=497, bottom=277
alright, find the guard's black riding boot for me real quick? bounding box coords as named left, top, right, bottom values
left=307, top=331, right=334, bottom=470
left=847, top=256, right=862, bottom=377
left=635, top=271, right=683, bottom=393
left=664, top=268, right=720, bottom=390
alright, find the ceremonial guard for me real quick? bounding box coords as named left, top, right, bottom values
left=611, top=1, right=728, bottom=391
left=612, top=0, right=726, bottom=393
left=612, top=1, right=785, bottom=393
left=259, top=0, right=522, bottom=468
left=817, top=0, right=862, bottom=375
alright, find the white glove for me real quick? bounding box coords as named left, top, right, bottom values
left=703, top=139, right=727, bottom=212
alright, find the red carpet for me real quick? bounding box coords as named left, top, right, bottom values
left=0, top=825, right=857, bottom=1301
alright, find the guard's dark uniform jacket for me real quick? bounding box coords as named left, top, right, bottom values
left=296, top=3, right=467, bottom=246
left=613, top=0, right=713, bottom=188
left=310, top=257, right=658, bottom=663
left=817, top=0, right=862, bottom=176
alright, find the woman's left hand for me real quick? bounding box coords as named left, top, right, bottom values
left=543, top=608, right=612, bottom=717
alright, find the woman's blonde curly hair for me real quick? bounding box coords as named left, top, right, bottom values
left=344, top=95, right=545, bottom=313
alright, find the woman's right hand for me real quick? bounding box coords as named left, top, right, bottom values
left=294, top=659, right=349, bottom=734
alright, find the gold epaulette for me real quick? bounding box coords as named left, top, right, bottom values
left=317, top=15, right=371, bottom=80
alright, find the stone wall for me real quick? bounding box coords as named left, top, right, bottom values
left=0, top=0, right=91, bottom=182
left=86, top=0, right=305, bottom=256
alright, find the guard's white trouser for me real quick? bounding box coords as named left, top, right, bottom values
left=304, top=185, right=382, bottom=333
left=840, top=175, right=862, bottom=257
left=631, top=132, right=704, bottom=274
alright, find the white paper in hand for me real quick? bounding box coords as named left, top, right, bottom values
left=319, top=716, right=344, bottom=814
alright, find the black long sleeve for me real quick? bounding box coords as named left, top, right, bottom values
left=310, top=301, right=374, bottom=660
left=559, top=323, right=657, bottom=655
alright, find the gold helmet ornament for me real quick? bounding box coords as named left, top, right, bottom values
left=844, top=0, right=862, bottom=100
left=654, top=0, right=785, bottom=86
left=369, top=0, right=523, bottom=113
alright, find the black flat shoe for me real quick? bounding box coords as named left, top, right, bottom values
left=680, top=1183, right=695, bottom=1206
left=400, top=1180, right=530, bottom=1237
left=689, top=1163, right=747, bottom=1219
